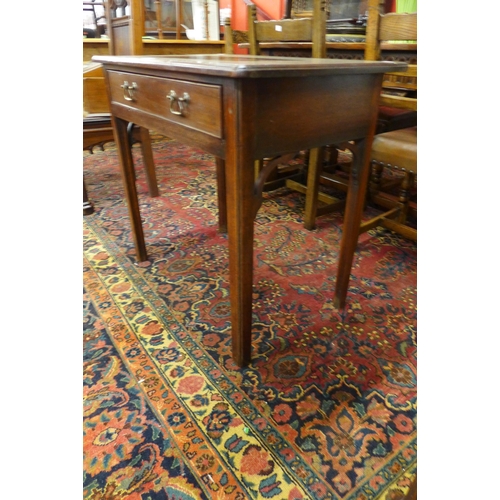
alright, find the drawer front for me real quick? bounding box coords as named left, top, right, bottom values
left=108, top=71, right=223, bottom=138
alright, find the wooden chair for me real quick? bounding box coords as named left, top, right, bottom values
left=303, top=5, right=417, bottom=231
left=83, top=0, right=158, bottom=215
left=105, top=0, right=144, bottom=55
left=224, top=0, right=327, bottom=59
left=361, top=126, right=417, bottom=240
left=365, top=0, right=417, bottom=133
left=247, top=1, right=326, bottom=58
left=354, top=9, right=417, bottom=241
left=251, top=0, right=327, bottom=192
left=302, top=0, right=417, bottom=228
left=319, top=10, right=417, bottom=310
left=240, top=0, right=329, bottom=193
left=223, top=16, right=249, bottom=55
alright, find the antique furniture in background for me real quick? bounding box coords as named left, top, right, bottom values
left=286, top=0, right=368, bottom=20
left=247, top=1, right=326, bottom=57
left=248, top=0, right=415, bottom=64
left=143, top=0, right=220, bottom=40
left=237, top=0, right=416, bottom=195
left=143, top=0, right=192, bottom=39
left=286, top=0, right=369, bottom=43
left=83, top=0, right=159, bottom=215
left=302, top=0, right=416, bottom=230
left=83, top=0, right=107, bottom=37
left=304, top=9, right=417, bottom=310
left=365, top=1, right=416, bottom=133
left=223, top=14, right=249, bottom=53
left=83, top=36, right=225, bottom=61
left=223, top=0, right=327, bottom=193
left=105, top=0, right=146, bottom=54
left=83, top=0, right=224, bottom=62
left=360, top=10, right=417, bottom=241
left=93, top=53, right=405, bottom=366
left=363, top=125, right=417, bottom=240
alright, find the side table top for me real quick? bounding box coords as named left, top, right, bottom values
left=92, top=53, right=407, bottom=78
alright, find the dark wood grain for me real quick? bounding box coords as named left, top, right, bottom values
left=95, top=53, right=405, bottom=366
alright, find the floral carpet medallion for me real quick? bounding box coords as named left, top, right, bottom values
left=83, top=137, right=417, bottom=499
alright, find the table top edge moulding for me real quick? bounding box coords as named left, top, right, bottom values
left=92, top=54, right=407, bottom=78
left=239, top=41, right=417, bottom=51
left=96, top=53, right=407, bottom=367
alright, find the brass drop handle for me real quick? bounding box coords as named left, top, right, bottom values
left=167, top=90, right=190, bottom=116
left=120, top=81, right=137, bottom=101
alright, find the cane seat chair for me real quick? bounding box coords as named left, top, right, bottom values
left=223, top=17, right=249, bottom=54
left=83, top=0, right=158, bottom=215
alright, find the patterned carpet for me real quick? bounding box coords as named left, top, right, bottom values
left=83, top=136, right=417, bottom=499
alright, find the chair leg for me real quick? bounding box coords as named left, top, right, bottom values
left=368, top=161, right=383, bottom=202
left=138, top=127, right=159, bottom=198
left=396, top=171, right=415, bottom=224
left=323, top=145, right=338, bottom=169
left=362, top=166, right=417, bottom=241
left=83, top=177, right=94, bottom=215
left=303, top=146, right=324, bottom=230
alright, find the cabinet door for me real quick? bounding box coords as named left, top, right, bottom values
left=143, top=0, right=194, bottom=35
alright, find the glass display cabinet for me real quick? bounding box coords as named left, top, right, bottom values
left=143, top=0, right=220, bottom=39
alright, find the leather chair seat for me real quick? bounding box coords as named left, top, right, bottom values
left=371, top=126, right=417, bottom=173
left=377, top=106, right=417, bottom=133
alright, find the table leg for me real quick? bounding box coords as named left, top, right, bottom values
left=222, top=82, right=262, bottom=367
left=215, top=157, right=227, bottom=233
left=333, top=138, right=372, bottom=309
left=138, top=126, right=159, bottom=198
left=113, top=116, right=148, bottom=262
left=224, top=152, right=256, bottom=367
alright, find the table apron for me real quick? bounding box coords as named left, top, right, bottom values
left=252, top=73, right=382, bottom=157
left=110, top=102, right=226, bottom=158
left=108, top=71, right=382, bottom=164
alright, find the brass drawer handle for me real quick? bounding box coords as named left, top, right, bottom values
left=167, top=90, right=190, bottom=116
left=120, top=81, right=137, bottom=101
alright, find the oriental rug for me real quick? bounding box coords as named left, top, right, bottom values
left=83, top=136, right=417, bottom=500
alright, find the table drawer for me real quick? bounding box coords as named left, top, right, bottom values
left=108, top=71, right=223, bottom=138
